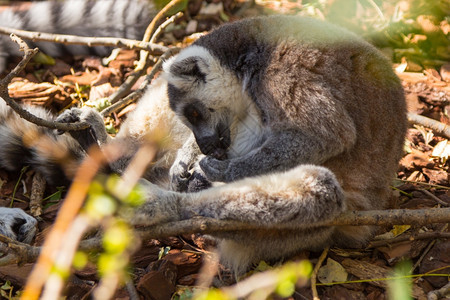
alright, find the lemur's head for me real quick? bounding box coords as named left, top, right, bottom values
left=163, top=45, right=253, bottom=160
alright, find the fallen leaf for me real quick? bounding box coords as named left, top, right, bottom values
left=419, top=241, right=450, bottom=288
left=317, top=258, right=348, bottom=284
left=431, top=140, right=450, bottom=160
left=422, top=168, right=449, bottom=185
left=399, top=151, right=435, bottom=170
left=391, top=225, right=411, bottom=237
left=8, top=80, right=70, bottom=107
left=88, top=82, right=116, bottom=101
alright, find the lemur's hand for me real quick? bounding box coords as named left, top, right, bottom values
left=169, top=159, right=211, bottom=192
left=199, top=156, right=231, bottom=182
left=55, top=107, right=108, bottom=151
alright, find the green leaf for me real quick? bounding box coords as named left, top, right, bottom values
left=33, top=52, right=55, bottom=66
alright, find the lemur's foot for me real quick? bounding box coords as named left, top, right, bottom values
left=0, top=207, right=37, bottom=244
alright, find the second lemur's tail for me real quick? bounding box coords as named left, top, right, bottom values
left=0, top=0, right=156, bottom=73
left=0, top=101, right=85, bottom=186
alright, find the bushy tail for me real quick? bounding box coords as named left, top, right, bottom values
left=0, top=101, right=84, bottom=186
left=0, top=0, right=155, bottom=72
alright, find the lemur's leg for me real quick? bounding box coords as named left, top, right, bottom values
left=134, top=164, right=345, bottom=227
left=0, top=208, right=37, bottom=244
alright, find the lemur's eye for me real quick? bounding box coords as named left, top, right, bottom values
left=184, top=105, right=203, bottom=125
left=191, top=110, right=199, bottom=118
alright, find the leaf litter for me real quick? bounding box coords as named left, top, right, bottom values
left=0, top=0, right=449, bottom=299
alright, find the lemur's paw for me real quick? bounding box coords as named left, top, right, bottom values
left=0, top=208, right=37, bottom=244
left=55, top=107, right=107, bottom=151
left=55, top=107, right=84, bottom=134
left=169, top=160, right=192, bottom=192
left=169, top=160, right=211, bottom=192
left=187, top=170, right=211, bottom=192
left=199, top=157, right=230, bottom=182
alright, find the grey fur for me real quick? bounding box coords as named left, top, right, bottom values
left=0, top=15, right=406, bottom=276
left=0, top=0, right=155, bottom=73
left=0, top=207, right=37, bottom=244
left=161, top=15, right=406, bottom=273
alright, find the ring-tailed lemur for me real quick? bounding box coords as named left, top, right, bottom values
left=0, top=14, right=406, bottom=275
left=0, top=0, right=155, bottom=74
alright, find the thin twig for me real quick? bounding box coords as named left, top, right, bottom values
left=0, top=26, right=169, bottom=54
left=107, top=1, right=182, bottom=105
left=143, top=0, right=186, bottom=42
left=0, top=34, right=90, bottom=131
left=149, top=12, right=183, bottom=44
left=311, top=247, right=329, bottom=300
left=408, top=112, right=450, bottom=139
left=30, top=172, right=46, bottom=217
left=411, top=224, right=448, bottom=274
left=368, top=231, right=450, bottom=248
left=395, top=178, right=450, bottom=190
left=125, top=279, right=140, bottom=300
left=420, top=189, right=450, bottom=207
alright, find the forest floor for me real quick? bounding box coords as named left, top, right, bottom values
left=0, top=0, right=449, bottom=299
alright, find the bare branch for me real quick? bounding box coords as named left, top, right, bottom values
left=1, top=208, right=449, bottom=269
left=0, top=26, right=169, bottom=54
left=133, top=207, right=450, bottom=240
left=30, top=172, right=46, bottom=217
left=368, top=231, right=450, bottom=248
left=143, top=0, right=186, bottom=42
left=0, top=34, right=90, bottom=131
left=106, top=5, right=182, bottom=106
left=428, top=281, right=450, bottom=300
left=408, top=112, right=450, bottom=139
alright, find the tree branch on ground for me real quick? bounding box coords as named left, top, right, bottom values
left=1, top=207, right=449, bottom=268
left=408, top=112, right=450, bottom=139
left=0, top=34, right=90, bottom=131
left=368, top=231, right=450, bottom=248
left=0, top=26, right=169, bottom=54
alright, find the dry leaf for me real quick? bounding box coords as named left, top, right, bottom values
left=431, top=140, right=450, bottom=160
left=317, top=258, right=348, bottom=284
left=391, top=225, right=411, bottom=237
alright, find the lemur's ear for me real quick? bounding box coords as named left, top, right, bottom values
left=169, top=56, right=208, bottom=82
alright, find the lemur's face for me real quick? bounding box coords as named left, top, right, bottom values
left=168, top=88, right=231, bottom=160
left=163, top=46, right=249, bottom=160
